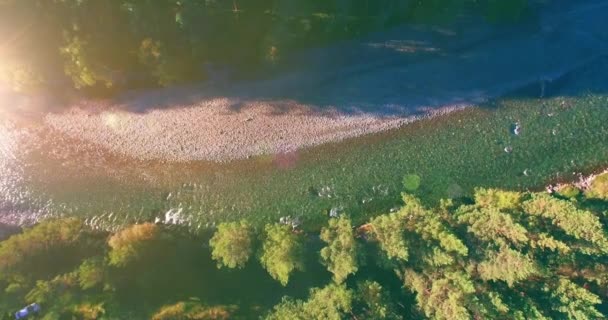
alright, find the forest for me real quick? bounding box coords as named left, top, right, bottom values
left=1, top=172, right=607, bottom=319
left=0, top=0, right=529, bottom=96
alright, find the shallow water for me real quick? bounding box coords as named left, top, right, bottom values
left=2, top=0, right=608, bottom=230
left=2, top=92, right=608, bottom=232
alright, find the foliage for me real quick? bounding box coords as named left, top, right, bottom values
left=151, top=301, right=231, bottom=320
left=476, top=246, right=537, bottom=287
left=474, top=188, right=522, bottom=210
left=456, top=205, right=529, bottom=246
left=556, top=184, right=581, bottom=199
left=77, top=257, right=106, bottom=290
left=108, top=223, right=160, bottom=267
left=0, top=0, right=535, bottom=93
left=368, top=212, right=408, bottom=261
left=319, top=217, right=358, bottom=283
left=265, top=284, right=352, bottom=320
left=546, top=278, right=603, bottom=320
left=1, top=182, right=608, bottom=319
left=400, top=195, right=468, bottom=256
left=355, top=280, right=403, bottom=319
left=0, top=218, right=84, bottom=279
left=259, top=223, right=305, bottom=286
left=209, top=221, right=254, bottom=269
left=522, top=194, right=608, bottom=253
left=586, top=172, right=608, bottom=200
left=404, top=269, right=475, bottom=320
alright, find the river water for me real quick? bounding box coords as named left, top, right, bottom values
left=1, top=0, right=608, bottom=230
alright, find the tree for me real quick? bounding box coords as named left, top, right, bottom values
left=522, top=194, right=608, bottom=253
left=265, top=298, right=306, bottom=320
left=474, top=188, right=522, bottom=210
left=456, top=205, right=529, bottom=247
left=368, top=212, right=408, bottom=261
left=209, top=221, right=254, bottom=269
left=401, top=194, right=468, bottom=256
left=265, top=284, right=353, bottom=320
left=355, top=280, right=403, bottom=319
left=585, top=172, right=608, bottom=200
left=477, top=246, right=537, bottom=287
left=152, top=301, right=231, bottom=320
left=546, top=278, right=603, bottom=320
left=320, top=217, right=358, bottom=283
left=259, top=223, right=305, bottom=286
left=77, top=257, right=106, bottom=290
left=108, top=223, right=160, bottom=267
left=0, top=218, right=84, bottom=279
left=404, top=269, right=475, bottom=320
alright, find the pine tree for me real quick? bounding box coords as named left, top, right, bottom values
left=456, top=205, right=529, bottom=247
left=476, top=246, right=537, bottom=287
left=523, top=194, right=608, bottom=253
left=320, top=217, right=359, bottom=283
left=259, top=223, right=305, bottom=286
left=368, top=212, right=408, bottom=261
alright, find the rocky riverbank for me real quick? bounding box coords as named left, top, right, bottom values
left=45, top=97, right=465, bottom=162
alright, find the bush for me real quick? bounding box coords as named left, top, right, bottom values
left=152, top=301, right=231, bottom=320
left=556, top=184, right=581, bottom=199
left=474, top=188, right=522, bottom=210
left=209, top=221, right=254, bottom=269
left=585, top=173, right=608, bottom=200
left=108, top=223, right=159, bottom=267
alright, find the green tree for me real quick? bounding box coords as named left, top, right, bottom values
left=456, top=205, right=529, bottom=246
left=523, top=194, right=608, bottom=253
left=209, top=221, right=254, bottom=269
left=108, top=223, right=160, bottom=267
left=320, top=217, right=358, bottom=283
left=546, top=278, right=603, bottom=320
left=265, top=284, right=353, bottom=320
left=355, top=280, right=403, bottom=319
left=151, top=301, right=231, bottom=320
left=368, top=212, right=408, bottom=261
left=259, top=223, right=305, bottom=286
left=477, top=246, right=537, bottom=287
left=585, top=172, right=608, bottom=200
left=404, top=269, right=475, bottom=320
left=0, top=218, right=84, bottom=280
left=474, top=188, right=522, bottom=210
left=77, top=257, right=106, bottom=290
left=401, top=195, right=468, bottom=256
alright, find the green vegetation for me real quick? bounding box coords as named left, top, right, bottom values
left=151, top=301, right=232, bottom=320
left=258, top=223, right=305, bottom=286
left=2, top=181, right=608, bottom=319
left=320, top=217, right=358, bottom=283
left=557, top=184, right=582, bottom=199
left=0, top=0, right=531, bottom=94
left=209, top=221, right=254, bottom=269
left=586, top=172, right=608, bottom=200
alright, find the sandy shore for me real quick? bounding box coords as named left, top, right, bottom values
left=44, top=97, right=465, bottom=162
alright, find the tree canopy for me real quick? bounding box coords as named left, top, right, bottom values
left=209, top=221, right=254, bottom=269
left=258, top=223, right=305, bottom=286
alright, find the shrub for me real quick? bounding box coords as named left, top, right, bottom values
left=108, top=223, right=159, bottom=267
left=556, top=184, right=581, bottom=199
left=585, top=173, right=608, bottom=200
left=209, top=221, right=253, bottom=269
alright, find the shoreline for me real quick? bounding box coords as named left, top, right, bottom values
left=44, top=97, right=468, bottom=162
